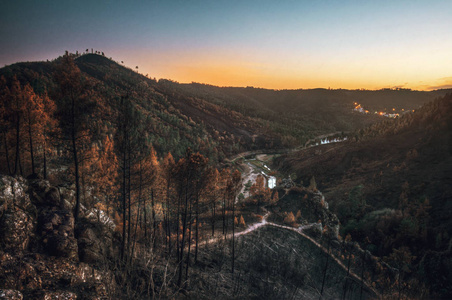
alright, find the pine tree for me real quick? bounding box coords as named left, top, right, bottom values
left=239, top=215, right=246, bottom=227
left=230, top=169, right=241, bottom=273
left=296, top=210, right=302, bottom=220
left=284, top=212, right=296, bottom=225
left=40, top=92, right=58, bottom=179
left=114, top=94, right=145, bottom=260
left=95, top=136, right=119, bottom=217
left=162, top=152, right=175, bottom=254
left=10, top=77, right=26, bottom=175
left=207, top=168, right=220, bottom=236
left=250, top=175, right=271, bottom=208
left=22, top=84, right=42, bottom=175
left=0, top=76, right=12, bottom=175
left=174, top=150, right=209, bottom=285
left=220, top=168, right=231, bottom=235
left=54, top=51, right=96, bottom=222
left=309, top=176, right=317, bottom=191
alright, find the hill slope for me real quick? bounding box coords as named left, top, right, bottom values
left=2, top=53, right=449, bottom=160
left=159, top=81, right=451, bottom=143
left=0, top=54, right=281, bottom=163
left=275, top=94, right=452, bottom=298
left=1, top=52, right=451, bottom=299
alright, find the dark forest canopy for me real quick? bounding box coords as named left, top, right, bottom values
left=2, top=52, right=450, bottom=159
left=275, top=94, right=452, bottom=298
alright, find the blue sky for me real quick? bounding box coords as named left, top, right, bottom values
left=1, top=0, right=451, bottom=90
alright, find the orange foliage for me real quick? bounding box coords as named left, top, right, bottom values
left=250, top=175, right=271, bottom=204
left=284, top=212, right=296, bottom=225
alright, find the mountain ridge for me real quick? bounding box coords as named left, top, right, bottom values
left=3, top=53, right=450, bottom=152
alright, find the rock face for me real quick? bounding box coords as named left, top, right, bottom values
left=298, top=189, right=340, bottom=239
left=39, top=209, right=79, bottom=259
left=0, top=252, right=110, bottom=299
left=76, top=214, right=115, bottom=265
left=0, top=175, right=117, bottom=299
left=0, top=176, right=36, bottom=254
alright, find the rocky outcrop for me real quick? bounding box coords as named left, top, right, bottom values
left=0, top=175, right=117, bottom=299
left=76, top=212, right=115, bottom=265
left=0, top=252, right=111, bottom=299
left=38, top=208, right=78, bottom=259
left=0, top=176, right=36, bottom=255
left=310, top=191, right=340, bottom=238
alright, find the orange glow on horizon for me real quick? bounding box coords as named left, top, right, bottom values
left=149, top=63, right=452, bottom=91
left=128, top=49, right=452, bottom=91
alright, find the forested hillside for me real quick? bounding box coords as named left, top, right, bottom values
left=1, top=52, right=451, bottom=299
left=275, top=94, right=452, bottom=298
left=2, top=52, right=448, bottom=174
left=0, top=52, right=274, bottom=299
left=159, top=81, right=450, bottom=145
left=0, top=53, right=273, bottom=167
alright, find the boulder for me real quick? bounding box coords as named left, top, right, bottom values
left=77, top=227, right=102, bottom=263
left=330, top=239, right=341, bottom=250
left=46, top=234, right=78, bottom=259
left=85, top=208, right=116, bottom=232
left=28, top=179, right=51, bottom=205
left=58, top=186, right=75, bottom=210
left=302, top=222, right=323, bottom=238
left=39, top=210, right=78, bottom=260
left=45, top=186, right=61, bottom=206
left=0, top=210, right=35, bottom=253
left=29, top=180, right=62, bottom=207
left=41, top=211, right=78, bottom=260
left=0, top=176, right=34, bottom=216
left=0, top=176, right=116, bottom=298
left=76, top=215, right=114, bottom=264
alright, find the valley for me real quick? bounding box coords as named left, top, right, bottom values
left=185, top=148, right=390, bottom=299
left=0, top=52, right=450, bottom=299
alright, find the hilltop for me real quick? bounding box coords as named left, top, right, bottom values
left=0, top=53, right=276, bottom=163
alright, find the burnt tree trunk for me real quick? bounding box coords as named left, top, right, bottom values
left=3, top=131, right=12, bottom=175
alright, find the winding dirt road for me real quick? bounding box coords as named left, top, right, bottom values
left=197, top=153, right=380, bottom=298
left=198, top=206, right=379, bottom=298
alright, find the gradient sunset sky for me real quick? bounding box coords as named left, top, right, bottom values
left=1, top=0, right=451, bottom=90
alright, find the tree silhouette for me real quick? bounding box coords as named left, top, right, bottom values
left=250, top=175, right=271, bottom=208
left=162, top=152, right=175, bottom=253
left=10, top=77, right=26, bottom=175
left=230, top=169, right=241, bottom=273
left=54, top=51, right=96, bottom=222
left=0, top=76, right=13, bottom=175
left=40, top=92, right=58, bottom=179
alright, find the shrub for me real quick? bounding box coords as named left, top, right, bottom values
left=284, top=212, right=296, bottom=225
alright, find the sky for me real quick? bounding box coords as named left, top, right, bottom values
left=1, top=0, right=451, bottom=90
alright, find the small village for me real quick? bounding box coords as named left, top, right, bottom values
left=353, top=102, right=414, bottom=118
